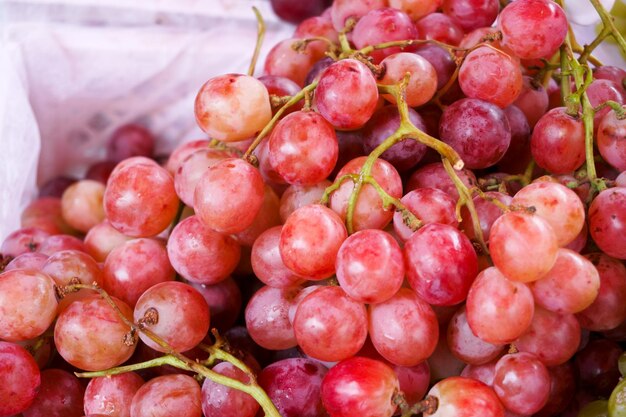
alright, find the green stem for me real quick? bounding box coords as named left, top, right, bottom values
left=589, top=0, right=626, bottom=57
left=579, top=26, right=611, bottom=64
left=594, top=100, right=626, bottom=118
left=76, top=355, right=185, bottom=378
left=248, top=7, right=265, bottom=76
left=242, top=81, right=318, bottom=161
left=319, top=174, right=359, bottom=205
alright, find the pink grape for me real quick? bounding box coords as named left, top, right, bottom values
left=102, top=238, right=175, bottom=307
left=576, top=252, right=626, bottom=331
left=447, top=305, right=505, bottom=365
left=258, top=358, right=328, bottom=417
left=108, top=156, right=157, bottom=179
left=498, top=105, right=531, bottom=173
left=314, top=59, right=379, bottom=130
left=195, top=74, right=271, bottom=142
left=588, top=187, right=626, bottom=259
left=0, top=269, right=57, bottom=342
left=133, top=281, right=210, bottom=353
left=415, top=44, right=456, bottom=90
left=83, top=220, right=133, bottom=262
left=330, top=0, right=387, bottom=31
left=459, top=46, right=523, bottom=108
left=4, top=252, right=48, bottom=271
left=514, top=306, right=581, bottom=366
left=1, top=227, right=50, bottom=257
left=107, top=124, right=154, bottom=163
left=20, top=197, right=73, bottom=235
left=104, top=163, right=179, bottom=237
left=61, top=179, right=106, bottom=233
left=202, top=362, right=259, bottom=417
left=41, top=249, right=101, bottom=286
left=405, top=223, right=478, bottom=306
left=439, top=98, right=512, bottom=169
left=335, top=229, right=404, bottom=304
left=488, top=211, right=558, bottom=282
left=23, top=368, right=84, bottom=417
left=293, top=16, right=338, bottom=61
left=587, top=79, right=625, bottom=127
left=466, top=266, right=534, bottom=344
left=461, top=359, right=498, bottom=386
left=194, top=158, right=265, bottom=234
left=416, top=12, right=464, bottom=45
left=321, top=357, right=399, bottom=417
left=130, top=374, right=202, bottom=417
left=379, top=52, right=437, bottom=107
left=442, top=0, right=499, bottom=31
left=287, top=285, right=321, bottom=325
left=498, top=0, right=568, bottom=59
left=268, top=110, right=338, bottom=185
left=54, top=295, right=136, bottom=371
left=531, top=107, right=586, bottom=174
left=165, top=139, right=210, bottom=175
left=167, top=215, right=240, bottom=285
left=293, top=286, right=367, bottom=362
left=597, top=108, right=626, bottom=171
left=394, top=362, right=431, bottom=405
left=189, top=277, right=241, bottom=332
left=424, top=331, right=466, bottom=382
left=279, top=204, right=347, bottom=280
left=251, top=226, right=304, bottom=289
left=245, top=285, right=299, bottom=350
left=389, top=0, right=441, bottom=20
left=352, top=8, right=418, bottom=63
left=230, top=185, right=280, bottom=244
left=424, top=376, right=504, bottom=417
left=531, top=248, right=601, bottom=314
left=493, top=353, right=551, bottom=415
left=512, top=181, right=585, bottom=246
left=329, top=156, right=403, bottom=231
left=394, top=188, right=458, bottom=241
left=369, top=288, right=439, bottom=366
left=278, top=181, right=331, bottom=223
left=0, top=341, right=41, bottom=416
left=84, top=372, right=144, bottom=417
left=263, top=38, right=317, bottom=87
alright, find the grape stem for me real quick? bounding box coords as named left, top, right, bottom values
left=60, top=283, right=283, bottom=417
left=588, top=0, right=626, bottom=57
left=594, top=100, right=626, bottom=119
left=248, top=6, right=265, bottom=76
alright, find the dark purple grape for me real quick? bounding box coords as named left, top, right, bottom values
left=270, top=0, right=332, bottom=24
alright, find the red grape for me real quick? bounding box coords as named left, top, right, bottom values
left=189, top=277, right=241, bottom=332
left=84, top=372, right=144, bottom=417
left=264, top=38, right=317, bottom=87
left=201, top=362, right=259, bottom=417
left=424, top=376, right=504, bottom=417
left=416, top=13, right=464, bottom=46
left=447, top=305, right=505, bottom=365
left=84, top=220, right=133, bottom=262
left=107, top=124, right=154, bottom=163
left=394, top=187, right=458, bottom=241
left=251, top=226, right=304, bottom=289
left=0, top=341, right=41, bottom=416
left=330, top=0, right=386, bottom=31
left=442, top=0, right=499, bottom=31
left=130, top=374, right=202, bottom=417
left=245, top=285, right=299, bottom=350
left=278, top=181, right=330, bottom=223
left=493, top=353, right=550, bottom=415
left=23, top=368, right=84, bottom=417
left=165, top=139, right=210, bottom=175
left=588, top=187, right=626, bottom=259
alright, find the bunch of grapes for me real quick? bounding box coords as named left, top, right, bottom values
left=2, top=0, right=626, bottom=416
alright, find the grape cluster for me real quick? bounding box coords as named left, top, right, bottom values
left=2, top=0, right=626, bottom=416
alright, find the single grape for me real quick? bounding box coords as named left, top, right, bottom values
left=533, top=362, right=577, bottom=417
left=458, top=46, right=523, bottom=108
left=466, top=266, right=534, bottom=344
left=369, top=288, right=439, bottom=366
left=321, top=357, right=399, bottom=417
left=416, top=13, right=464, bottom=46
left=130, top=374, right=202, bottom=417
left=202, top=362, right=259, bottom=417
left=189, top=277, right=241, bottom=332
left=83, top=220, right=133, bottom=262
left=389, top=0, right=442, bottom=20
left=293, top=286, right=367, bottom=362
left=84, top=160, right=116, bottom=185
left=415, top=44, right=456, bottom=90
left=530, top=107, right=586, bottom=174
left=576, top=338, right=623, bottom=397
left=263, top=38, right=317, bottom=87
left=107, top=124, right=154, bottom=163
left=394, top=187, right=458, bottom=242
left=165, top=139, right=210, bottom=175
left=0, top=341, right=41, bottom=416
left=167, top=215, right=240, bottom=285
left=460, top=192, right=512, bottom=243
left=314, top=59, right=379, bottom=130
left=38, top=234, right=87, bottom=256
left=41, top=249, right=101, bottom=287
left=379, top=53, right=437, bottom=108
left=330, top=0, right=387, bottom=31
left=335, top=229, right=404, bottom=304
left=423, top=376, right=504, bottom=417
left=39, top=176, right=77, bottom=198
left=23, top=368, right=84, bottom=417
left=447, top=305, right=505, bottom=365
left=588, top=187, right=626, bottom=259
left=134, top=281, right=210, bottom=353
left=251, top=226, right=304, bottom=289
left=270, top=0, right=331, bottom=23
left=279, top=181, right=331, bottom=223
left=442, top=0, right=499, bottom=31
left=4, top=252, right=48, bottom=271
left=258, top=358, right=328, bottom=417
left=461, top=359, right=498, bottom=387
left=194, top=158, right=265, bottom=234
left=439, top=98, right=512, bottom=169
left=195, top=74, right=271, bottom=141
left=609, top=377, right=626, bottom=417
left=405, top=223, right=478, bottom=306
left=279, top=204, right=347, bottom=280
left=60, top=179, right=106, bottom=233
left=245, top=285, right=299, bottom=350
left=352, top=8, right=418, bottom=63
left=84, top=372, right=144, bottom=417
left=493, top=353, right=551, bottom=415
left=513, top=76, right=549, bottom=128
left=488, top=211, right=558, bottom=283
left=1, top=227, right=50, bottom=257
left=407, top=162, right=477, bottom=201
left=104, top=162, right=179, bottom=237
left=0, top=269, right=58, bottom=342
left=20, top=197, right=74, bottom=235
left=54, top=295, right=136, bottom=371
left=294, top=16, right=338, bottom=62
left=498, top=0, right=568, bottom=59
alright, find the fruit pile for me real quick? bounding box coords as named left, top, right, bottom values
left=1, top=0, right=626, bottom=416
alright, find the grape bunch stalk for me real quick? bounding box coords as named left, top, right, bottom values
left=2, top=0, right=626, bottom=416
